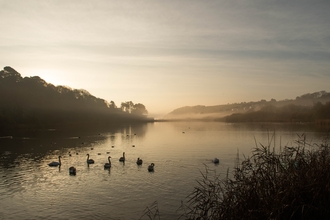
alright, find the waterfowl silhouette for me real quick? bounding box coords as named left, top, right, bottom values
left=136, top=157, right=143, bottom=165
left=213, top=158, right=220, bottom=164
left=48, top=156, right=61, bottom=167
left=119, top=152, right=125, bottom=162
left=69, top=166, right=76, bottom=175
left=104, top=156, right=111, bottom=169
left=148, top=163, right=155, bottom=172
left=86, top=154, right=95, bottom=164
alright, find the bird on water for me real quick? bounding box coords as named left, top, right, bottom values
left=104, top=156, right=111, bottom=169
left=86, top=154, right=95, bottom=164
left=148, top=163, right=155, bottom=172
left=69, top=166, right=76, bottom=175
left=136, top=157, right=143, bottom=165
left=119, top=152, right=125, bottom=162
left=48, top=156, right=61, bottom=167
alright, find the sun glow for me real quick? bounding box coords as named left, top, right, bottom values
left=33, top=69, right=66, bottom=86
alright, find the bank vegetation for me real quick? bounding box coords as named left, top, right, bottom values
left=180, top=134, right=330, bottom=219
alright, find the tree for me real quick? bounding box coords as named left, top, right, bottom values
left=109, top=101, right=117, bottom=109
left=120, top=101, right=134, bottom=113
left=132, top=103, right=148, bottom=115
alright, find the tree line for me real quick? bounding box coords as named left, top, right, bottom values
left=0, top=66, right=152, bottom=130
left=222, top=102, right=330, bottom=123
left=164, top=90, right=330, bottom=123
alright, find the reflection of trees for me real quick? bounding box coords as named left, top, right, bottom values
left=0, top=67, right=152, bottom=130
left=119, top=123, right=148, bottom=144
left=0, top=126, right=124, bottom=168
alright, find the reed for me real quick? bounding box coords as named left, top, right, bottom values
left=139, top=201, right=161, bottom=220
left=180, top=133, right=330, bottom=220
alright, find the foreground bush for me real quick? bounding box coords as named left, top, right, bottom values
left=181, top=134, right=330, bottom=220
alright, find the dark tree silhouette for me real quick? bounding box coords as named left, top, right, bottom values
left=121, top=101, right=134, bottom=113
left=0, top=66, right=152, bottom=130
left=132, top=103, right=148, bottom=115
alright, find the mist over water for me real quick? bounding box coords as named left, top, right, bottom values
left=0, top=122, right=328, bottom=219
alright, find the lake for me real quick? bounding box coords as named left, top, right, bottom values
left=0, top=122, right=328, bottom=219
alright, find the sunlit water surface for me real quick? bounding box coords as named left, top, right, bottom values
left=0, top=122, right=328, bottom=219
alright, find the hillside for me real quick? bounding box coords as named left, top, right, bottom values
left=0, top=66, right=152, bottom=130
left=164, top=91, right=330, bottom=122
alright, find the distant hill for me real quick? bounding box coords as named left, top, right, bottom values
left=164, top=91, right=330, bottom=123
left=0, top=66, right=152, bottom=130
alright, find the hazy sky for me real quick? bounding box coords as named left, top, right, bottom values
left=1, top=0, right=330, bottom=117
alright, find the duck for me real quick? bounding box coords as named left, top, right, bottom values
left=69, top=166, right=76, bottom=175
left=148, top=163, right=155, bottom=172
left=213, top=158, right=220, bottom=164
left=136, top=157, right=143, bottom=165
left=86, top=154, right=95, bottom=164
left=48, top=156, right=61, bottom=167
left=104, top=156, right=111, bottom=169
left=119, top=152, right=125, bottom=162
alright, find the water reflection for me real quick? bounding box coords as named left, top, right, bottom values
left=0, top=122, right=328, bottom=219
left=0, top=124, right=149, bottom=169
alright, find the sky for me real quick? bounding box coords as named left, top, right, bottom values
left=1, top=0, right=330, bottom=117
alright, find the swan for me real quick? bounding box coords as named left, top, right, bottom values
left=136, top=157, right=143, bottom=165
left=86, top=154, right=95, bottom=164
left=119, top=152, right=125, bottom=162
left=213, top=158, right=220, bottom=164
left=148, top=163, right=155, bottom=172
left=69, top=166, right=76, bottom=175
left=48, top=156, right=61, bottom=167
left=104, top=156, right=111, bottom=169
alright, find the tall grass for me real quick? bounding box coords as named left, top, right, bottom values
left=180, top=133, right=330, bottom=220
left=140, top=134, right=330, bottom=219
left=139, top=201, right=161, bottom=220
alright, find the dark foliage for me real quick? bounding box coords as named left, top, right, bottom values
left=0, top=66, right=152, bottom=129
left=223, top=102, right=330, bottom=123
left=180, top=134, right=330, bottom=219
left=165, top=91, right=330, bottom=121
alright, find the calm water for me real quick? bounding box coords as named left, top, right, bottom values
left=0, top=122, right=328, bottom=219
